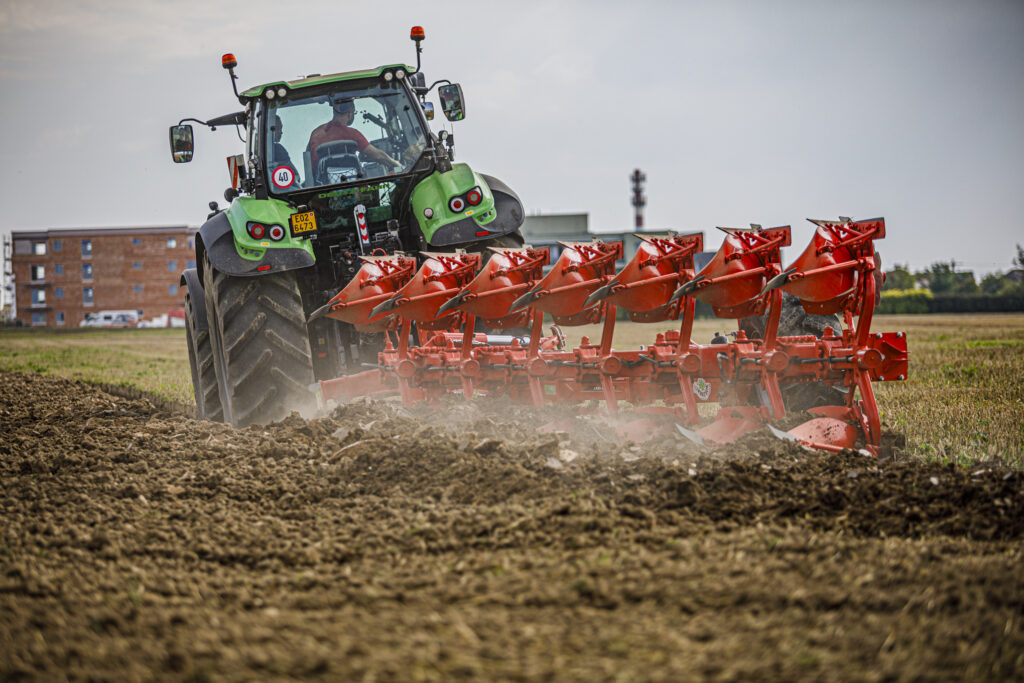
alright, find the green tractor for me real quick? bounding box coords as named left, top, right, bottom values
left=170, top=27, right=525, bottom=426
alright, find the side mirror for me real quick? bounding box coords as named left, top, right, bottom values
left=438, top=84, right=465, bottom=121
left=169, top=125, right=194, bottom=163
left=422, top=101, right=435, bottom=121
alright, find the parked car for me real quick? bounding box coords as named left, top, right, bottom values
left=80, top=310, right=141, bottom=328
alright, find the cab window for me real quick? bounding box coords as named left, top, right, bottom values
left=266, top=80, right=428, bottom=192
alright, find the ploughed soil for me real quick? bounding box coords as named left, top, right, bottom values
left=1, top=371, right=1022, bottom=681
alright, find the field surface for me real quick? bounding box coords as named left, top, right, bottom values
left=1, top=314, right=1023, bottom=679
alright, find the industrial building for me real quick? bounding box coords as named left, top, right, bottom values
left=9, top=226, right=198, bottom=327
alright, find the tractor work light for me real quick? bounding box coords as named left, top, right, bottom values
left=265, top=89, right=275, bottom=99
left=410, top=26, right=425, bottom=41
left=247, top=222, right=266, bottom=239
left=222, top=53, right=237, bottom=69
left=466, top=187, right=482, bottom=206
left=383, top=71, right=394, bottom=82
left=423, top=207, right=434, bottom=219
left=277, top=87, right=287, bottom=98
left=395, top=69, right=406, bottom=80
left=449, top=196, right=465, bottom=213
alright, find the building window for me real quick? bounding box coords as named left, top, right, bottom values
left=134, top=285, right=143, bottom=293
left=133, top=262, right=142, bottom=269
left=186, top=260, right=196, bottom=269
left=53, top=240, right=62, bottom=252
left=168, top=261, right=176, bottom=272
left=55, top=287, right=64, bottom=299
left=32, top=242, right=46, bottom=255
left=82, top=263, right=93, bottom=281
left=56, top=312, right=65, bottom=325
left=83, top=287, right=94, bottom=305
left=169, top=284, right=178, bottom=295
left=31, top=312, right=46, bottom=326
left=81, top=240, right=92, bottom=257
left=31, top=289, right=46, bottom=306
left=30, top=265, right=45, bottom=281
left=132, top=238, right=141, bottom=246
left=54, top=264, right=63, bottom=275
left=166, top=237, right=177, bottom=249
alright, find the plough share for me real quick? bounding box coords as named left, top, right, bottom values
left=313, top=218, right=908, bottom=456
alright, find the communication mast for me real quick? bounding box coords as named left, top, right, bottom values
left=630, top=169, right=646, bottom=229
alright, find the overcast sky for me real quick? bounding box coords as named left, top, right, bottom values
left=1, top=0, right=1022, bottom=276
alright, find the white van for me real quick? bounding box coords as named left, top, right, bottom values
left=80, top=310, right=141, bottom=328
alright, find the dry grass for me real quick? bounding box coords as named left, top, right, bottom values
left=871, top=314, right=1024, bottom=467
left=0, top=328, right=192, bottom=405
left=2, top=313, right=1022, bottom=466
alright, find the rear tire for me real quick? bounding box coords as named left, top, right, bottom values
left=739, top=292, right=848, bottom=411
left=203, top=257, right=316, bottom=427
left=185, top=291, right=224, bottom=421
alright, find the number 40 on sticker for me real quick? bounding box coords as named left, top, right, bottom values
left=272, top=165, right=295, bottom=189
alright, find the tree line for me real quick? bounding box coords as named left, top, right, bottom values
left=878, top=245, right=1024, bottom=313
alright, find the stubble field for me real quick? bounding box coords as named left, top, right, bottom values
left=1, top=313, right=1022, bottom=679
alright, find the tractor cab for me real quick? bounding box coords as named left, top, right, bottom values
left=248, top=69, right=441, bottom=242
left=259, top=75, right=430, bottom=192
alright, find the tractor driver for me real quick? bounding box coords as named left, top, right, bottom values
left=271, top=115, right=295, bottom=170
left=306, top=100, right=403, bottom=172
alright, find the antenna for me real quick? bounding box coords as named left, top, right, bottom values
left=630, top=169, right=646, bottom=229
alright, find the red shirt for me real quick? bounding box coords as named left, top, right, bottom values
left=307, top=119, right=369, bottom=166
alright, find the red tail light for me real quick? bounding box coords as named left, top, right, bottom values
left=466, top=187, right=482, bottom=206
left=248, top=222, right=265, bottom=239
left=268, top=225, right=285, bottom=241
left=449, top=196, right=465, bottom=213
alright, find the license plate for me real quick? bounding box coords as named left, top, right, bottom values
left=290, top=211, right=318, bottom=236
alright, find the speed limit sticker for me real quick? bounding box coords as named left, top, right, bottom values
left=271, top=165, right=295, bottom=189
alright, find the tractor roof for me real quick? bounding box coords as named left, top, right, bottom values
left=241, top=64, right=414, bottom=99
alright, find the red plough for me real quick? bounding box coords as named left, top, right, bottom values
left=318, top=218, right=908, bottom=456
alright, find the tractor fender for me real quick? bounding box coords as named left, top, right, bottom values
left=179, top=268, right=209, bottom=332
left=478, top=173, right=524, bottom=235
left=196, top=210, right=314, bottom=283
left=426, top=173, right=525, bottom=247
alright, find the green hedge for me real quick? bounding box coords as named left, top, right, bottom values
left=928, top=295, right=1024, bottom=313
left=878, top=289, right=932, bottom=314
left=879, top=289, right=1024, bottom=314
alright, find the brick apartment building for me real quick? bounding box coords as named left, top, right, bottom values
left=11, top=226, right=199, bottom=326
